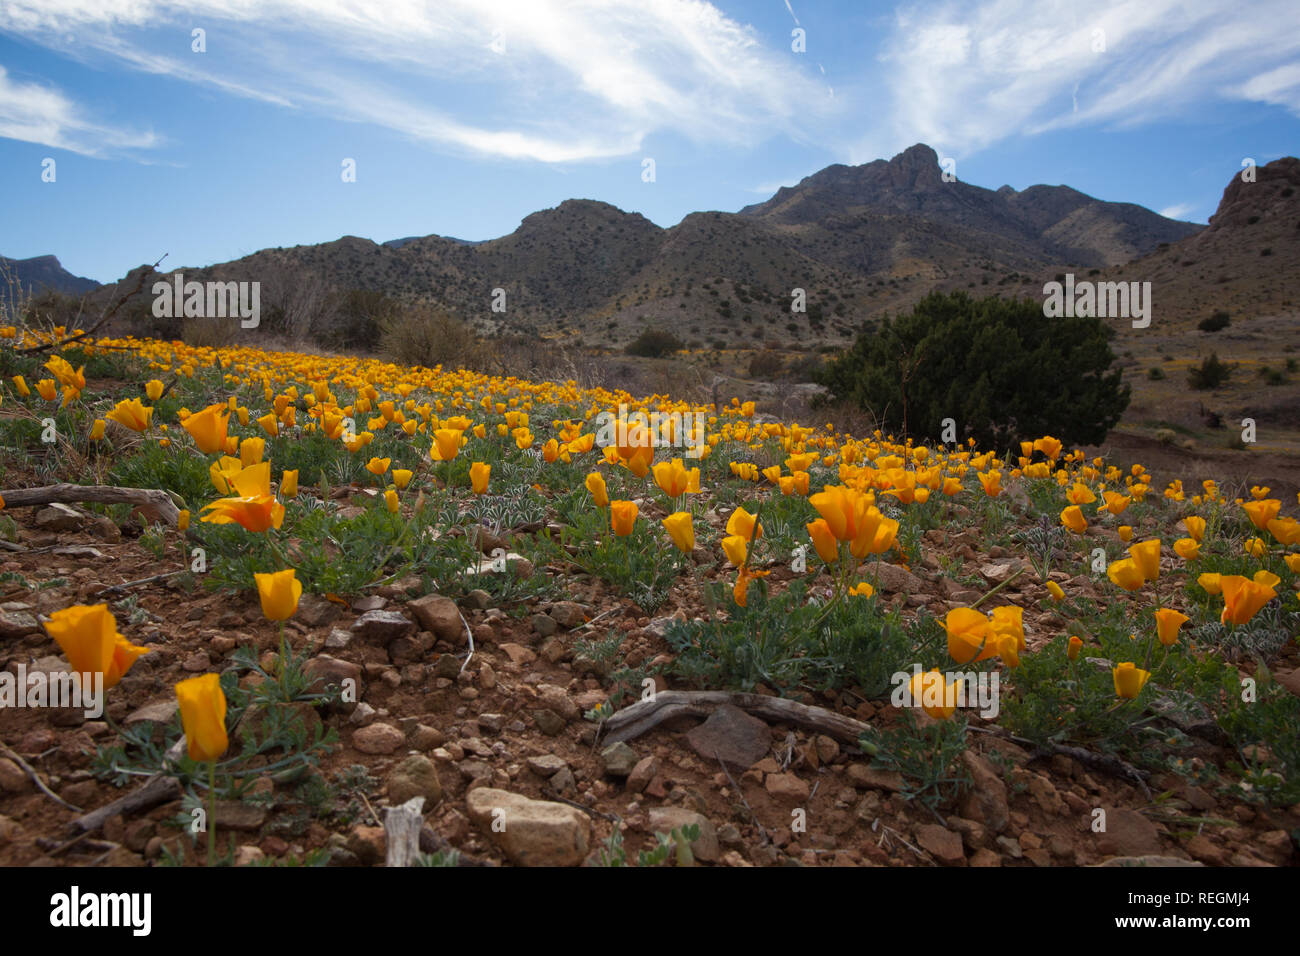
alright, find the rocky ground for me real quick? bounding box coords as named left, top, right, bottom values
left=2, top=493, right=1297, bottom=868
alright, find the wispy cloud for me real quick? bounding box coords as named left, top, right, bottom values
left=0, top=0, right=831, bottom=163
left=1157, top=202, right=1195, bottom=220
left=0, top=65, right=160, bottom=155
left=856, top=0, right=1300, bottom=162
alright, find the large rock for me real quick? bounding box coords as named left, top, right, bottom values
left=685, top=704, right=770, bottom=771
left=466, top=788, right=590, bottom=866
left=408, top=594, right=463, bottom=642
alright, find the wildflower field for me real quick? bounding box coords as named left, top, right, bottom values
left=1, top=326, right=1298, bottom=868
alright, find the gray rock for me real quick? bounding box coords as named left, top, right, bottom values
left=350, top=609, right=413, bottom=643
left=213, top=801, right=267, bottom=832
left=599, top=742, right=639, bottom=778
left=526, top=755, right=568, bottom=777
left=531, top=613, right=558, bottom=638
left=533, top=709, right=566, bottom=736
left=685, top=703, right=770, bottom=771
left=297, top=593, right=340, bottom=627
left=35, top=503, right=84, bottom=532
left=124, top=700, right=179, bottom=727
left=0, top=609, right=40, bottom=639
left=461, top=589, right=492, bottom=611
left=547, top=602, right=587, bottom=629
left=387, top=755, right=443, bottom=806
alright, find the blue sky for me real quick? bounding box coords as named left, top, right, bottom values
left=2, top=0, right=1298, bottom=284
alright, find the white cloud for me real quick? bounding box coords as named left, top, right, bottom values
left=855, top=0, right=1300, bottom=162
left=0, top=65, right=160, bottom=155
left=1157, top=202, right=1194, bottom=220
left=0, top=0, right=830, bottom=163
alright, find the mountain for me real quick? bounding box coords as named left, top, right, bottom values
left=93, top=144, right=1219, bottom=348
left=1082, top=155, right=1300, bottom=328
left=1, top=255, right=100, bottom=296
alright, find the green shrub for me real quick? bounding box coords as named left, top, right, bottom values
left=1188, top=353, right=1232, bottom=390
left=378, top=305, right=485, bottom=371
left=625, top=328, right=683, bottom=358
left=1198, top=311, right=1230, bottom=332
left=814, top=291, right=1129, bottom=448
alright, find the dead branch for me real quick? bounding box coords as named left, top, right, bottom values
left=16, top=255, right=166, bottom=355
left=601, top=690, right=870, bottom=747
left=0, top=484, right=181, bottom=526
left=0, top=744, right=82, bottom=813
left=69, top=738, right=186, bottom=833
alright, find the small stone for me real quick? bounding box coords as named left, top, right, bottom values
left=234, top=845, right=265, bottom=866
left=297, top=593, right=341, bottom=627
left=499, top=643, right=537, bottom=665
left=915, top=824, right=965, bottom=866
left=958, top=751, right=1009, bottom=833
left=353, top=723, right=405, bottom=755
left=213, top=801, right=267, bottom=832
left=387, top=755, right=443, bottom=806
left=846, top=763, right=905, bottom=792
left=324, top=628, right=353, bottom=650
left=124, top=700, right=179, bottom=727
left=527, top=755, right=569, bottom=777
left=1097, top=807, right=1163, bottom=858
left=626, top=756, right=658, bottom=794
left=351, top=609, right=413, bottom=643
left=646, top=807, right=719, bottom=863
left=182, top=650, right=210, bottom=672
left=0, top=609, right=40, bottom=639
left=531, top=614, right=558, bottom=638
left=536, top=684, right=579, bottom=721
left=408, top=724, right=443, bottom=751
left=764, top=773, right=811, bottom=803
left=549, top=767, right=576, bottom=795
left=599, top=742, right=639, bottom=778
left=303, top=655, right=363, bottom=697
left=0, top=759, right=32, bottom=793
left=547, top=602, right=586, bottom=629
left=533, top=710, right=566, bottom=736
left=35, top=503, right=83, bottom=532
left=477, top=713, right=507, bottom=734
left=461, top=589, right=492, bottom=611
left=409, top=594, right=463, bottom=642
